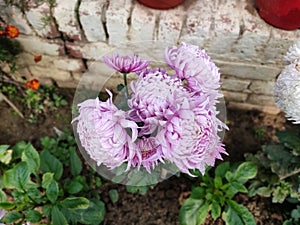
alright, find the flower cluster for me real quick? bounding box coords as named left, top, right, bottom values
left=0, top=25, right=19, bottom=38
left=274, top=40, right=300, bottom=124
left=73, top=43, right=227, bottom=175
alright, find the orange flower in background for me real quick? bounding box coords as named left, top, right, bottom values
left=0, top=29, right=5, bottom=37
left=5, top=25, right=19, bottom=38
left=34, top=55, right=42, bottom=63
left=25, top=79, right=40, bottom=90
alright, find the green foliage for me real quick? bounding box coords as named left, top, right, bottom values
left=0, top=132, right=106, bottom=224
left=0, top=35, right=22, bottom=71
left=284, top=205, right=300, bottom=225
left=179, top=162, right=257, bottom=225
left=245, top=128, right=300, bottom=204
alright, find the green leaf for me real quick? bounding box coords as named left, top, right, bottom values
left=46, top=180, right=59, bottom=204
left=60, top=197, right=89, bottom=210
left=0, top=202, right=15, bottom=210
left=65, top=179, right=83, bottom=194
left=190, top=187, right=206, bottom=199
left=108, top=189, right=119, bottom=204
left=0, top=189, right=7, bottom=202
left=0, top=145, right=9, bottom=154
left=276, top=129, right=300, bottom=154
left=21, top=144, right=40, bottom=176
left=211, top=200, right=221, bottom=220
left=232, top=162, right=257, bottom=184
left=42, top=205, right=52, bottom=217
left=272, top=185, right=290, bottom=203
left=214, top=176, right=223, bottom=188
left=40, top=150, right=63, bottom=180
left=12, top=141, right=27, bottom=160
left=215, top=162, right=230, bottom=177
left=4, top=211, right=23, bottom=224
left=179, top=198, right=209, bottom=225
left=78, top=199, right=106, bottom=224
left=256, top=186, right=272, bottom=197
left=25, top=209, right=42, bottom=223
left=0, top=146, right=12, bottom=165
left=70, top=149, right=82, bottom=177
left=222, top=200, right=256, bottom=225
left=42, top=173, right=55, bottom=189
left=51, top=205, right=68, bottom=225
left=3, top=162, right=37, bottom=190
left=27, top=188, right=43, bottom=204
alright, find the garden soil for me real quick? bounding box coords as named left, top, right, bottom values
left=0, top=88, right=294, bottom=225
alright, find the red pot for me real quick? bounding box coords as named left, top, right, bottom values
left=137, top=0, right=184, bottom=10
left=255, top=0, right=300, bottom=30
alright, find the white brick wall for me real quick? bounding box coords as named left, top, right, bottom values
left=2, top=0, right=299, bottom=114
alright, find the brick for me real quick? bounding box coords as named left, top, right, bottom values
left=29, top=65, right=71, bottom=81
left=215, top=60, right=282, bottom=81
left=17, top=35, right=65, bottom=56
left=106, top=0, right=132, bottom=45
left=130, top=3, right=158, bottom=42
left=25, top=2, right=60, bottom=38
left=79, top=0, right=107, bottom=42
left=221, top=76, right=250, bottom=92
left=56, top=80, right=79, bottom=88
left=227, top=102, right=280, bottom=115
left=179, top=0, right=214, bottom=47
left=53, top=0, right=82, bottom=40
left=17, top=53, right=85, bottom=72
left=232, top=0, right=271, bottom=63
left=207, top=0, right=241, bottom=58
left=158, top=6, right=185, bottom=43
left=264, top=28, right=300, bottom=64
left=66, top=41, right=111, bottom=60
left=249, top=80, right=274, bottom=95
left=248, top=94, right=275, bottom=106
left=222, top=90, right=248, bottom=102
left=0, top=4, right=33, bottom=35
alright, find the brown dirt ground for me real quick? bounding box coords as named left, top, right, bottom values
left=0, top=87, right=295, bottom=225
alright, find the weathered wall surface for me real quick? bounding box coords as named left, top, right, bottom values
left=1, top=0, right=300, bottom=113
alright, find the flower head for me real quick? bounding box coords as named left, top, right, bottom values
left=165, top=42, right=222, bottom=104
left=102, top=53, right=149, bottom=73
left=284, top=39, right=300, bottom=64
left=73, top=91, right=138, bottom=168
left=5, top=25, right=19, bottom=38
left=274, top=63, right=300, bottom=124
left=25, top=79, right=40, bottom=90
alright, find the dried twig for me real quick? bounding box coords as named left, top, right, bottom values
left=0, top=91, right=24, bottom=118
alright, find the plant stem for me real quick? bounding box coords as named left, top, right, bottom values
left=122, top=72, right=129, bottom=98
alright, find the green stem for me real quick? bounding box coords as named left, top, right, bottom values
left=122, top=72, right=129, bottom=98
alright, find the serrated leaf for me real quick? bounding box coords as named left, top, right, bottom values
left=60, top=197, right=89, bottom=210
left=179, top=198, right=209, bottom=225
left=272, top=185, right=290, bottom=203
left=232, top=162, right=257, bottom=184
left=51, top=205, right=68, bottom=225
left=21, top=144, right=40, bottom=176
left=46, top=180, right=59, bottom=204
left=0, top=202, right=15, bottom=210
left=109, top=189, right=119, bottom=204
left=4, top=211, right=23, bottom=224
left=25, top=209, right=42, bottom=223
left=27, top=188, right=43, bottom=204
left=40, top=150, right=63, bottom=180
left=70, top=149, right=82, bottom=177
left=211, top=200, right=221, bottom=220
left=215, top=162, right=230, bottom=177
left=222, top=200, right=256, bottom=225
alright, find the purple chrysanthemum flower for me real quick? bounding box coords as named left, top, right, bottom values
left=102, top=53, right=149, bottom=73
left=129, top=137, right=164, bottom=173
left=165, top=42, right=222, bottom=104
left=157, top=92, right=226, bottom=175
left=73, top=91, right=138, bottom=169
